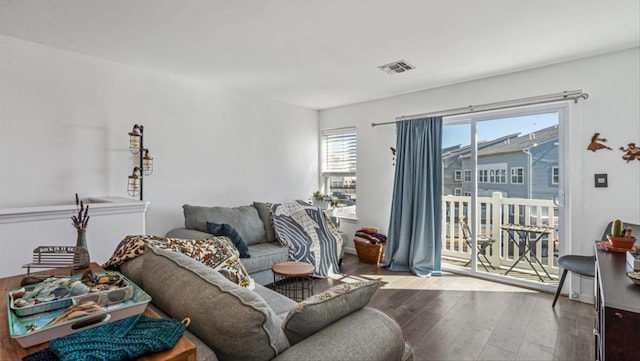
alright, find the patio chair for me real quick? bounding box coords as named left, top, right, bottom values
left=459, top=216, right=496, bottom=272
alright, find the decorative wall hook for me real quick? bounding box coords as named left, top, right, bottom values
left=587, top=132, right=612, bottom=152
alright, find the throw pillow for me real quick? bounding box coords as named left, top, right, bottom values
left=207, top=222, right=251, bottom=258
left=281, top=280, right=379, bottom=345
left=103, top=235, right=254, bottom=289
left=142, top=247, right=289, bottom=361
left=253, top=201, right=277, bottom=243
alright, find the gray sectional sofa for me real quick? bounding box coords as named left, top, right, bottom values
left=119, top=246, right=414, bottom=361
left=165, top=202, right=346, bottom=285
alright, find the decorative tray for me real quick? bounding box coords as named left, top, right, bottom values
left=596, top=241, right=639, bottom=253
left=9, top=271, right=133, bottom=317
left=626, top=271, right=640, bottom=286
left=8, top=273, right=151, bottom=348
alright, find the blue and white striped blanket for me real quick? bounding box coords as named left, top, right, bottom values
left=271, top=200, right=342, bottom=277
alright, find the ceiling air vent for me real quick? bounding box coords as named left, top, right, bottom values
left=378, top=60, right=415, bottom=74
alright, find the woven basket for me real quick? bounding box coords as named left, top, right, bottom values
left=354, top=237, right=385, bottom=265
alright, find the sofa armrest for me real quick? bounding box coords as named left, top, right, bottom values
left=165, top=227, right=214, bottom=239
left=273, top=307, right=406, bottom=361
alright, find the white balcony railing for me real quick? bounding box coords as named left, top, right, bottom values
left=442, top=192, right=558, bottom=277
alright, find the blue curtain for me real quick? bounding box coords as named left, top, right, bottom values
left=383, top=116, right=443, bottom=276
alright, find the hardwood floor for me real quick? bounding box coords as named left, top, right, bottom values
left=315, top=254, right=594, bottom=361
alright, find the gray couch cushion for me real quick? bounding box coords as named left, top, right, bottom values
left=142, top=247, right=289, bottom=361
left=282, top=281, right=379, bottom=345
left=119, top=254, right=144, bottom=288
left=241, top=242, right=289, bottom=274
left=183, top=204, right=266, bottom=245
left=253, top=202, right=277, bottom=243
left=253, top=283, right=297, bottom=320
left=273, top=308, right=406, bottom=361
left=165, top=228, right=214, bottom=240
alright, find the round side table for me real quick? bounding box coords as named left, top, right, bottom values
left=272, top=262, right=315, bottom=301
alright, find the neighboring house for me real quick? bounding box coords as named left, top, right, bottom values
left=442, top=133, right=521, bottom=196
left=444, top=126, right=559, bottom=200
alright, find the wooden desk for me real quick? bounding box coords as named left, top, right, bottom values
left=0, top=263, right=196, bottom=361
left=594, top=244, right=640, bottom=361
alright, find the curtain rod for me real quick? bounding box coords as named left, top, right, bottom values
left=371, top=90, right=588, bottom=127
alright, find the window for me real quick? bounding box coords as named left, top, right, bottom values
left=321, top=128, right=356, bottom=217
left=478, top=163, right=506, bottom=183
left=511, top=167, right=524, bottom=184
left=464, top=170, right=471, bottom=182
left=497, top=169, right=507, bottom=183
left=454, top=188, right=462, bottom=196
left=454, top=170, right=462, bottom=181
left=552, top=167, right=559, bottom=185
left=478, top=169, right=488, bottom=183
left=463, top=191, right=472, bottom=196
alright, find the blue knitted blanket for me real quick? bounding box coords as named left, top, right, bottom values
left=47, top=314, right=185, bottom=361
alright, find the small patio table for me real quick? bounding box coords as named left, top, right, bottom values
left=501, top=223, right=554, bottom=282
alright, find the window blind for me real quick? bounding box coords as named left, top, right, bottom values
left=321, top=128, right=356, bottom=175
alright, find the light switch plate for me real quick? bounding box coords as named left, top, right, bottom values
left=594, top=173, right=608, bottom=188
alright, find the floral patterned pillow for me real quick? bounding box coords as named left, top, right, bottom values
left=103, top=235, right=253, bottom=289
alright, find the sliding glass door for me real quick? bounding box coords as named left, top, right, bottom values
left=441, top=107, right=565, bottom=288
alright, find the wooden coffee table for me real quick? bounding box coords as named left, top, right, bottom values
left=0, top=263, right=196, bottom=361
left=272, top=261, right=315, bottom=301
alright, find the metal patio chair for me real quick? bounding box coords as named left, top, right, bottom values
left=460, top=216, right=496, bottom=272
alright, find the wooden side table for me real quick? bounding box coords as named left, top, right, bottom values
left=0, top=263, right=196, bottom=361
left=272, top=262, right=315, bottom=301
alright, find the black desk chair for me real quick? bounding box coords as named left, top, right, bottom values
left=552, top=255, right=595, bottom=308
left=459, top=217, right=496, bottom=272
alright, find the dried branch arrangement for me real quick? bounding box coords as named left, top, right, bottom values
left=71, top=193, right=90, bottom=230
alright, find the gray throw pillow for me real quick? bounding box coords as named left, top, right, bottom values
left=281, top=280, right=379, bottom=345
left=253, top=201, right=276, bottom=243
left=142, top=247, right=289, bottom=361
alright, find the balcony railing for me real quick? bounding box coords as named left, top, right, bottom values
left=442, top=192, right=558, bottom=279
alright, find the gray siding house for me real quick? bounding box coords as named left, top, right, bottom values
left=445, top=126, right=559, bottom=200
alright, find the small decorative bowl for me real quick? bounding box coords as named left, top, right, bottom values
left=626, top=271, right=640, bottom=285
left=607, top=234, right=637, bottom=250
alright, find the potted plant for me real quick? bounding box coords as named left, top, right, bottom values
left=607, top=219, right=637, bottom=249
left=312, top=191, right=329, bottom=209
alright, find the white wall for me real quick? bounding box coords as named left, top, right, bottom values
left=320, top=48, right=640, bottom=298
left=0, top=35, right=319, bottom=239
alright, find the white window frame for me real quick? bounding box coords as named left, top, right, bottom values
left=454, top=170, right=462, bottom=181
left=478, top=163, right=506, bottom=183
left=552, top=166, right=559, bottom=185
left=498, top=169, right=507, bottom=183
left=511, top=167, right=524, bottom=184
left=464, top=170, right=471, bottom=182
left=321, top=127, right=357, bottom=218
left=454, top=188, right=462, bottom=196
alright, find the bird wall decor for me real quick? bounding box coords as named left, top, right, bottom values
left=620, top=143, right=640, bottom=162
left=587, top=132, right=612, bottom=152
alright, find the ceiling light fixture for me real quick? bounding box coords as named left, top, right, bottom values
left=377, top=60, right=415, bottom=74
